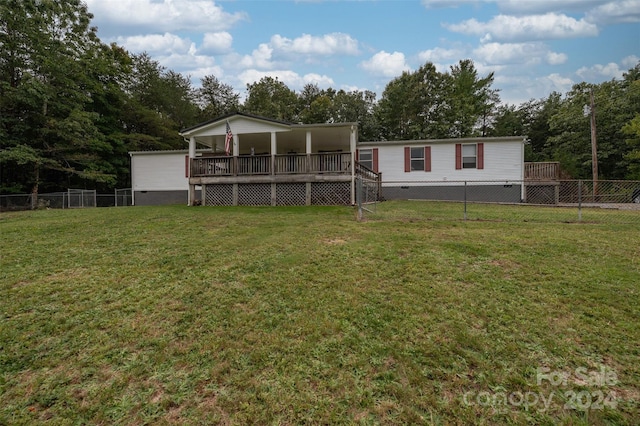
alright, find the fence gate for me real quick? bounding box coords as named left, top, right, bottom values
left=115, top=188, right=132, bottom=207
left=67, top=189, right=97, bottom=208
left=356, top=177, right=379, bottom=220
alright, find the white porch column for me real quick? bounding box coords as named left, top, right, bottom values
left=350, top=125, right=357, bottom=205
left=233, top=134, right=239, bottom=156
left=306, top=130, right=312, bottom=173
left=188, top=136, right=196, bottom=206
left=271, top=132, right=277, bottom=175
left=189, top=136, right=196, bottom=158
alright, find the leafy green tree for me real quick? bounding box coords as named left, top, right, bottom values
left=548, top=64, right=640, bottom=179
left=243, top=76, right=298, bottom=122
left=490, top=93, right=563, bottom=161
left=121, top=53, right=197, bottom=151
left=298, top=84, right=333, bottom=124
left=0, top=0, right=122, bottom=193
left=376, top=63, right=450, bottom=140
left=622, top=113, right=640, bottom=179
left=196, top=75, right=240, bottom=121
left=489, top=104, right=525, bottom=136
left=331, top=89, right=378, bottom=141
left=446, top=59, right=497, bottom=138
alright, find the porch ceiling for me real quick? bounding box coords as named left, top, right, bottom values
left=193, top=126, right=352, bottom=154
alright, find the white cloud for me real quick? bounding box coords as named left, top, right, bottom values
left=421, top=0, right=472, bottom=8
left=495, top=0, right=609, bottom=14
left=201, top=32, right=233, bottom=53
left=85, top=0, right=246, bottom=35
left=585, top=0, right=640, bottom=24
left=546, top=73, right=574, bottom=88
left=155, top=52, right=219, bottom=76
left=446, top=13, right=599, bottom=42
left=360, top=51, right=410, bottom=77
left=423, top=0, right=611, bottom=15
left=227, top=32, right=360, bottom=71
left=495, top=73, right=575, bottom=105
left=622, top=55, right=640, bottom=68
left=237, top=43, right=277, bottom=70
left=270, top=33, right=360, bottom=56
left=236, top=70, right=334, bottom=92
left=473, top=42, right=566, bottom=65
left=576, top=62, right=626, bottom=80
left=417, top=47, right=465, bottom=64
left=116, top=33, right=194, bottom=55
left=546, top=51, right=568, bottom=65
left=189, top=66, right=226, bottom=83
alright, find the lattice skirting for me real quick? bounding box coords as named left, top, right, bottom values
left=311, top=182, right=351, bottom=205
left=238, top=183, right=271, bottom=206
left=276, top=183, right=306, bottom=206
left=203, top=182, right=351, bottom=206
left=205, top=184, right=233, bottom=206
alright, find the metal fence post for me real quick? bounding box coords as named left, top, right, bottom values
left=464, top=181, right=467, bottom=221
left=578, top=180, right=582, bottom=222
left=356, top=177, right=363, bottom=221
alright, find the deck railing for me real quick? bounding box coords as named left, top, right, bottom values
left=191, top=156, right=233, bottom=176
left=191, top=152, right=352, bottom=177
left=525, top=162, right=560, bottom=181
left=237, top=155, right=271, bottom=175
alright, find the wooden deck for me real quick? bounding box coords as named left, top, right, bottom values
left=524, top=162, right=560, bottom=181
left=190, top=152, right=352, bottom=178
left=188, top=152, right=382, bottom=206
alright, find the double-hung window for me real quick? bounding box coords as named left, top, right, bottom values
left=462, top=144, right=477, bottom=169
left=358, top=149, right=373, bottom=170
left=410, top=147, right=424, bottom=171
left=455, top=143, right=484, bottom=170
left=404, top=146, right=431, bottom=172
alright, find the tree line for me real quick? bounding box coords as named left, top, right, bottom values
left=1, top=0, right=639, bottom=195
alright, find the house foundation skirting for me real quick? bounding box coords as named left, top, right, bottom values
left=133, top=189, right=202, bottom=206
left=382, top=184, right=523, bottom=203
left=202, top=181, right=352, bottom=206
left=191, top=174, right=353, bottom=206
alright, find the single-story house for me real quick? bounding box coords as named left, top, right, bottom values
left=357, top=136, right=526, bottom=203
left=129, top=113, right=527, bottom=206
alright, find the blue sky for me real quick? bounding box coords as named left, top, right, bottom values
left=86, top=0, right=639, bottom=105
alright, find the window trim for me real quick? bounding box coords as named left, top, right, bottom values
left=357, top=148, right=378, bottom=172
left=404, top=146, right=432, bottom=172
left=455, top=143, right=484, bottom=170
left=462, top=144, right=477, bottom=169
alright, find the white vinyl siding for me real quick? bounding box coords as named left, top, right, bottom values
left=131, top=152, right=189, bottom=191
left=364, top=138, right=524, bottom=185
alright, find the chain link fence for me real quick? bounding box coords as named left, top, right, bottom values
left=1, top=189, right=133, bottom=212
left=355, top=177, right=380, bottom=220
left=356, top=180, right=640, bottom=224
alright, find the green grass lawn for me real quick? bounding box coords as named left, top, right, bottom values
left=1, top=203, right=638, bottom=425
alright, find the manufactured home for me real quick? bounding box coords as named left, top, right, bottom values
left=358, top=136, right=526, bottom=203
left=129, top=113, right=527, bottom=206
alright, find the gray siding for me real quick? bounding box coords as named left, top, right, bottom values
left=134, top=190, right=200, bottom=206
left=382, top=184, right=522, bottom=203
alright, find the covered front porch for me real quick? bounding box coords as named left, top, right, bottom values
left=190, top=152, right=351, bottom=177
left=179, top=113, right=360, bottom=206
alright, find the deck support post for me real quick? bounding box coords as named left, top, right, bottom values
left=232, top=183, right=238, bottom=206
left=188, top=136, right=196, bottom=206
left=271, top=183, right=277, bottom=206
left=306, top=182, right=311, bottom=206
